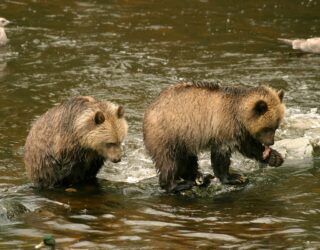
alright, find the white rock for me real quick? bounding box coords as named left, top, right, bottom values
left=306, top=130, right=320, bottom=157
left=274, top=138, right=313, bottom=160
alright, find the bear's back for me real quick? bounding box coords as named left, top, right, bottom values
left=143, top=82, right=244, bottom=154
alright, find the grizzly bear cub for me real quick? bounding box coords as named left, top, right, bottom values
left=24, top=96, right=128, bottom=189
left=143, top=82, right=285, bottom=193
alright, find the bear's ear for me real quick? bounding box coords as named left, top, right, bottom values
left=94, top=111, right=105, bottom=125
left=278, top=90, right=284, bottom=102
left=254, top=100, right=268, bottom=116
left=117, top=106, right=124, bottom=118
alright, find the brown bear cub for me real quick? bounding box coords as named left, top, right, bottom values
left=143, top=82, right=285, bottom=193
left=24, top=96, right=128, bottom=189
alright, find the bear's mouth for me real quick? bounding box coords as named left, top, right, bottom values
left=262, top=145, right=271, bottom=160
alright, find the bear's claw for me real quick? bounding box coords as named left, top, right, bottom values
left=222, top=173, right=248, bottom=185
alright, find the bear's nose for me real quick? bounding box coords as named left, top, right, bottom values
left=111, top=158, right=121, bottom=163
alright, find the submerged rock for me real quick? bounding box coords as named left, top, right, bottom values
left=180, top=177, right=246, bottom=198
left=0, top=199, right=30, bottom=222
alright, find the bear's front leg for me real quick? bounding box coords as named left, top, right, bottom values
left=238, top=137, right=284, bottom=167
left=210, top=147, right=248, bottom=185
left=263, top=148, right=284, bottom=167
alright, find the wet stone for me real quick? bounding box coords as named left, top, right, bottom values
left=0, top=199, right=30, bottom=222
left=274, top=138, right=313, bottom=160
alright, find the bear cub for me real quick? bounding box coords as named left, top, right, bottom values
left=143, top=82, right=285, bottom=193
left=24, top=96, right=128, bottom=189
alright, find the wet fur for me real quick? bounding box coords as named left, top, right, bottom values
left=143, top=82, right=285, bottom=192
left=24, top=96, right=128, bottom=189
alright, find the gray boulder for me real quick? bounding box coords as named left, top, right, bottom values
left=0, top=199, right=30, bottom=223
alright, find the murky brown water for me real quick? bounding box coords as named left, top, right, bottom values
left=0, top=0, right=320, bottom=249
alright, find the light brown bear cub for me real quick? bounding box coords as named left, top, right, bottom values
left=24, top=96, right=128, bottom=189
left=143, top=82, right=285, bottom=193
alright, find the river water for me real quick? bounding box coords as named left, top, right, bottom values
left=0, top=0, right=320, bottom=249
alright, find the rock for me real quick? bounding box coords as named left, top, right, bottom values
left=275, top=108, right=320, bottom=159
left=0, top=199, right=30, bottom=222
left=309, top=137, right=320, bottom=157
left=274, top=138, right=313, bottom=160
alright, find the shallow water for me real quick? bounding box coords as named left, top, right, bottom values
left=0, top=0, right=320, bottom=249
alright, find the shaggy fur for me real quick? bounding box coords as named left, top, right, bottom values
left=143, top=82, right=285, bottom=192
left=24, top=96, right=128, bottom=189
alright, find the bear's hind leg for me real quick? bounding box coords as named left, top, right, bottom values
left=211, top=148, right=248, bottom=185
left=176, top=154, right=213, bottom=188
left=171, top=154, right=199, bottom=192
left=177, top=154, right=198, bottom=182
left=157, top=152, right=198, bottom=193
left=156, top=152, right=183, bottom=193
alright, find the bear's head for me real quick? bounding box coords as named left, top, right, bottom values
left=75, top=97, right=128, bottom=163
left=240, top=86, right=285, bottom=146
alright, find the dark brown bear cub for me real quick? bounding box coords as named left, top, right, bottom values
left=143, top=82, right=285, bottom=193
left=24, top=96, right=128, bottom=189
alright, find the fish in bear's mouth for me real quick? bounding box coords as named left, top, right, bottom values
left=262, top=145, right=271, bottom=160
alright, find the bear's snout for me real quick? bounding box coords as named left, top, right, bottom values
left=110, top=157, right=121, bottom=163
